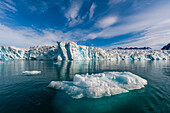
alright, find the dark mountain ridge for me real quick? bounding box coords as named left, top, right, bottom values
left=161, top=43, right=170, bottom=50
left=112, top=47, right=152, bottom=50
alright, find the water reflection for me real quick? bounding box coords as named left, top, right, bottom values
left=50, top=60, right=170, bottom=113
left=0, top=60, right=170, bottom=80
left=0, top=60, right=169, bottom=113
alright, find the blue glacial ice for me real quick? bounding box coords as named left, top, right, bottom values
left=0, top=41, right=170, bottom=61
left=48, top=72, right=147, bottom=99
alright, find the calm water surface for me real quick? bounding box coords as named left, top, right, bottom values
left=0, top=60, right=169, bottom=113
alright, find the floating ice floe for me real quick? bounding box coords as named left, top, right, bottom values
left=48, top=72, right=147, bottom=99
left=22, top=71, right=41, bottom=75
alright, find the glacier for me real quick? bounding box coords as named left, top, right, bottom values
left=48, top=72, right=147, bottom=99
left=0, top=41, right=170, bottom=61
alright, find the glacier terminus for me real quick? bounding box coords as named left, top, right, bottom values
left=0, top=41, right=170, bottom=61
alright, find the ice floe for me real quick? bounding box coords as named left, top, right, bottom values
left=22, top=71, right=41, bottom=75
left=48, top=72, right=147, bottom=99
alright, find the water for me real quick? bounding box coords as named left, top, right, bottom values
left=0, top=60, right=169, bottom=113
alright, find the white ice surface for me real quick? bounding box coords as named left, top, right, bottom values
left=22, top=71, right=41, bottom=75
left=48, top=72, right=147, bottom=99
left=1, top=42, right=170, bottom=61
left=53, top=62, right=58, bottom=64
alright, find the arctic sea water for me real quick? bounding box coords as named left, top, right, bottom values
left=0, top=60, right=169, bottom=113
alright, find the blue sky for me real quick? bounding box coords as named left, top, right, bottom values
left=0, top=0, right=170, bottom=49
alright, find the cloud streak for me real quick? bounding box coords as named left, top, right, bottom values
left=0, top=23, right=89, bottom=48
left=86, top=2, right=170, bottom=49
left=89, top=3, right=96, bottom=19
left=111, top=19, right=170, bottom=49
left=95, top=16, right=117, bottom=28
left=108, top=0, right=126, bottom=5
left=0, top=0, right=17, bottom=18
left=65, top=0, right=83, bottom=27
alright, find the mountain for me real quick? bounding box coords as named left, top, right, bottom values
left=0, top=41, right=169, bottom=61
left=112, top=47, right=152, bottom=50
left=161, top=43, right=170, bottom=50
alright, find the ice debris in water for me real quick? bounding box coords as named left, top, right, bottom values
left=53, top=62, right=58, bottom=64
left=48, top=72, right=147, bottom=99
left=22, top=71, right=41, bottom=75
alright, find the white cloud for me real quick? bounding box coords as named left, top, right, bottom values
left=0, top=0, right=169, bottom=50
left=89, top=3, right=96, bottom=19
left=68, top=16, right=83, bottom=27
left=28, top=1, right=49, bottom=14
left=104, top=19, right=170, bottom=49
left=95, top=16, right=117, bottom=28
left=5, top=0, right=15, bottom=6
left=97, top=2, right=170, bottom=38
left=0, top=24, right=55, bottom=47
left=18, top=0, right=59, bottom=14
left=0, top=0, right=17, bottom=18
left=118, top=19, right=170, bottom=49
left=3, top=2, right=17, bottom=12
left=0, top=0, right=17, bottom=14
left=85, top=2, right=170, bottom=49
left=65, top=3, right=80, bottom=20
left=108, top=0, right=126, bottom=5
left=0, top=23, right=89, bottom=48
left=28, top=6, right=37, bottom=12
left=65, top=0, right=83, bottom=27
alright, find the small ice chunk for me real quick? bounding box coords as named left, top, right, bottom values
left=22, top=71, right=41, bottom=75
left=73, top=74, right=85, bottom=83
left=48, top=72, right=147, bottom=99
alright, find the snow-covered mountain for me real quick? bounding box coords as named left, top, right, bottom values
left=0, top=41, right=170, bottom=61
left=161, top=43, right=170, bottom=50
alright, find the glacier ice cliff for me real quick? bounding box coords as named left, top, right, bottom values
left=48, top=72, right=147, bottom=99
left=0, top=41, right=170, bottom=61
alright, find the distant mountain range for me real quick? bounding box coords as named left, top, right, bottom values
left=161, top=43, right=170, bottom=50
left=112, top=47, right=152, bottom=50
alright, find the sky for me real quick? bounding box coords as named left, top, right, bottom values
left=0, top=0, right=170, bottom=49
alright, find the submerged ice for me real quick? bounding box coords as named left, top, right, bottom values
left=48, top=72, right=147, bottom=99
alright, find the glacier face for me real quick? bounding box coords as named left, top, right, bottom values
left=0, top=41, right=170, bottom=61
left=0, top=46, right=26, bottom=60
left=48, top=72, right=147, bottom=99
